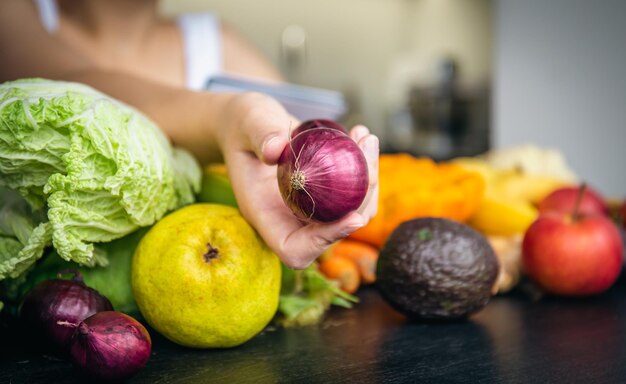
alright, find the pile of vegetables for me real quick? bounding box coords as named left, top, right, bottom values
left=0, top=79, right=361, bottom=331
left=0, top=78, right=203, bottom=378
left=0, top=79, right=368, bottom=378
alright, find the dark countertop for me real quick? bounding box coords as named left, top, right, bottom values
left=3, top=277, right=626, bottom=384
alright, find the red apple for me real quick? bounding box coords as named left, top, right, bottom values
left=522, top=210, right=624, bottom=296
left=539, top=185, right=608, bottom=216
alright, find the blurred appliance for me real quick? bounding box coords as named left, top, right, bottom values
left=205, top=75, right=347, bottom=122
left=391, top=57, right=490, bottom=160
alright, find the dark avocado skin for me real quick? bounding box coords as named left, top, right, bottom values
left=376, top=217, right=499, bottom=320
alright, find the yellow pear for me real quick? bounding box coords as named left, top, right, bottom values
left=132, top=204, right=281, bottom=348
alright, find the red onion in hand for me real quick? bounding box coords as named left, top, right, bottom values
left=277, top=121, right=369, bottom=223
left=70, top=311, right=152, bottom=382
left=19, top=270, right=113, bottom=351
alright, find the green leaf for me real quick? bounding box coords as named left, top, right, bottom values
left=0, top=188, right=51, bottom=280
left=277, top=295, right=326, bottom=327
left=276, top=262, right=359, bottom=327
left=330, top=296, right=355, bottom=309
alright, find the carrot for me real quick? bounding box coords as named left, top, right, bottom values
left=318, top=255, right=361, bottom=294
left=327, top=239, right=379, bottom=284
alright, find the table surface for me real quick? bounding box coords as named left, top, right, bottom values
left=2, top=277, right=626, bottom=384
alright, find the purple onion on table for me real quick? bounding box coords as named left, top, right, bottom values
left=277, top=120, right=369, bottom=223
left=19, top=270, right=113, bottom=351
left=69, top=311, right=152, bottom=382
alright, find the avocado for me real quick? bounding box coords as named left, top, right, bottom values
left=376, top=217, right=499, bottom=320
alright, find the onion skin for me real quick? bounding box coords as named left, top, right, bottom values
left=19, top=271, right=113, bottom=351
left=277, top=125, right=369, bottom=223
left=291, top=119, right=347, bottom=138
left=70, top=311, right=152, bottom=382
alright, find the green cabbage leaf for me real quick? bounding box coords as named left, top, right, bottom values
left=0, top=78, right=200, bottom=279
left=0, top=187, right=51, bottom=280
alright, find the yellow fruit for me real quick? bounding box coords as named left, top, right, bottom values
left=451, top=157, right=497, bottom=183
left=490, top=171, right=570, bottom=204
left=131, top=203, right=281, bottom=348
left=454, top=158, right=569, bottom=204
left=469, top=196, right=539, bottom=236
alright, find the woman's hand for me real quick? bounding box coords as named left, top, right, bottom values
left=217, top=92, right=379, bottom=269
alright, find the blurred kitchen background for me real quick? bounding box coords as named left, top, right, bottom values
left=161, top=0, right=625, bottom=197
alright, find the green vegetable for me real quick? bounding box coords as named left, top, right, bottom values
left=0, top=79, right=200, bottom=279
left=276, top=264, right=358, bottom=327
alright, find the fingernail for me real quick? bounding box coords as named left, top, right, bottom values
left=364, top=136, right=379, bottom=158
left=356, top=125, right=370, bottom=135
left=340, top=222, right=365, bottom=238
left=261, top=134, right=280, bottom=159
left=263, top=134, right=279, bottom=150
left=352, top=125, right=369, bottom=138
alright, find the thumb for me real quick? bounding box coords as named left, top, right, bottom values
left=240, top=96, right=295, bottom=164
left=257, top=132, right=289, bottom=165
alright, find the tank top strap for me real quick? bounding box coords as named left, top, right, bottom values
left=34, top=0, right=59, bottom=34
left=177, top=12, right=223, bottom=91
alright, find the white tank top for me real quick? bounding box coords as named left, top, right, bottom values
left=34, top=0, right=222, bottom=90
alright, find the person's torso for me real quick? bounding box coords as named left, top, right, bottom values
left=34, top=0, right=222, bottom=90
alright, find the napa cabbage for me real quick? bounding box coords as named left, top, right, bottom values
left=0, top=79, right=200, bottom=280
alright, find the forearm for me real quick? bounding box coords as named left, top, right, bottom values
left=63, top=69, right=235, bottom=164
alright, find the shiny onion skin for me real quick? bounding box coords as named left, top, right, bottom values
left=277, top=125, right=369, bottom=223
left=19, top=270, right=113, bottom=351
left=70, top=311, right=152, bottom=382
left=291, top=119, right=347, bottom=138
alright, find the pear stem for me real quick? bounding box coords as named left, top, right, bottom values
left=572, top=183, right=587, bottom=222
left=203, top=243, right=220, bottom=263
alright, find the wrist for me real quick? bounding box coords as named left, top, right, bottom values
left=210, top=92, right=244, bottom=154
left=193, top=91, right=238, bottom=163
